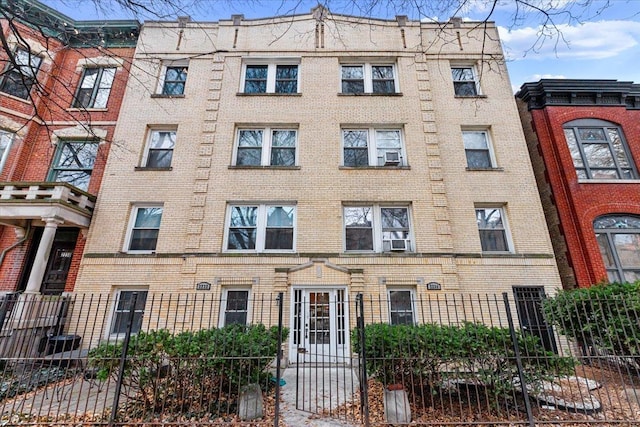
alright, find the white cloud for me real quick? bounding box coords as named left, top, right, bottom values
left=499, top=20, right=640, bottom=61
left=529, top=74, right=567, bottom=80
left=463, top=0, right=578, bottom=16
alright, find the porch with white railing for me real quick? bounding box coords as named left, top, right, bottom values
left=0, top=182, right=97, bottom=295
left=0, top=182, right=96, bottom=229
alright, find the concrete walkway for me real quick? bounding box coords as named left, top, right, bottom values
left=279, top=366, right=360, bottom=427
left=2, top=366, right=361, bottom=426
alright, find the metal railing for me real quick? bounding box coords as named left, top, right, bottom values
left=0, top=290, right=637, bottom=426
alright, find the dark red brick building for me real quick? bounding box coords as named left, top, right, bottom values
left=517, top=79, right=640, bottom=289
left=0, top=0, right=138, bottom=294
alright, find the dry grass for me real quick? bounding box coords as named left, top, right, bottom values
left=325, top=364, right=640, bottom=426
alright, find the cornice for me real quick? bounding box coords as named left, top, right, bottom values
left=1, top=0, right=140, bottom=47
left=516, top=79, right=640, bottom=110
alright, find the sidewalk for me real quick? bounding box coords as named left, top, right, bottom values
left=1, top=366, right=361, bottom=426
left=279, top=366, right=360, bottom=427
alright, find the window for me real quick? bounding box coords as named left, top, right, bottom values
left=475, top=207, right=511, bottom=252
left=242, top=62, right=299, bottom=94
left=451, top=66, right=479, bottom=96
left=563, top=119, right=636, bottom=180
left=48, top=141, right=99, bottom=191
left=110, top=290, right=148, bottom=336
left=342, top=128, right=404, bottom=167
left=143, top=130, right=176, bottom=168
left=234, top=128, right=297, bottom=166
left=126, top=206, right=163, bottom=252
left=160, top=65, right=188, bottom=95
left=220, top=289, right=250, bottom=326
left=226, top=204, right=296, bottom=252
left=72, top=67, right=116, bottom=108
left=344, top=205, right=412, bottom=252
left=0, top=48, right=42, bottom=99
left=595, top=215, right=640, bottom=283
left=341, top=63, right=397, bottom=94
left=463, top=130, right=495, bottom=169
left=388, top=289, right=415, bottom=325
left=0, top=131, right=15, bottom=174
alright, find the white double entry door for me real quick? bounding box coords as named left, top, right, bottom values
left=289, top=287, right=350, bottom=364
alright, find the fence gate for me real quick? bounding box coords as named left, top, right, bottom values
left=293, top=289, right=366, bottom=424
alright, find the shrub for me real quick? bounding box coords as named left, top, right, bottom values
left=543, top=281, right=640, bottom=360
left=88, top=324, right=287, bottom=417
left=353, top=322, right=574, bottom=403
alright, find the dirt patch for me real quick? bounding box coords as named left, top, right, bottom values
left=326, top=364, right=640, bottom=426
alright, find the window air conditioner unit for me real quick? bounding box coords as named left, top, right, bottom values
left=384, top=151, right=401, bottom=166
left=383, top=239, right=409, bottom=251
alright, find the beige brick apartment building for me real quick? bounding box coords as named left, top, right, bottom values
left=74, top=8, right=562, bottom=361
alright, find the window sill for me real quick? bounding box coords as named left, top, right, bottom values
left=121, top=250, right=157, bottom=255
left=466, top=167, right=504, bottom=172
left=339, top=165, right=410, bottom=170
left=135, top=166, right=173, bottom=171
left=1, top=91, right=33, bottom=104
left=66, top=107, right=109, bottom=112
left=480, top=251, right=515, bottom=256
left=343, top=251, right=415, bottom=255
left=236, top=92, right=302, bottom=96
left=578, top=179, right=640, bottom=184
left=228, top=165, right=300, bottom=170
left=338, top=92, right=403, bottom=97
left=150, top=94, right=185, bottom=99
left=222, top=251, right=297, bottom=255
left=454, top=95, right=488, bottom=99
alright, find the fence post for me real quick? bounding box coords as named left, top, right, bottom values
left=503, top=292, right=535, bottom=427
left=109, top=291, right=138, bottom=426
left=356, top=293, right=370, bottom=427
left=274, top=292, right=284, bottom=427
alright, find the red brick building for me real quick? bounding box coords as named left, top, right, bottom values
left=0, top=0, right=138, bottom=294
left=517, top=79, right=640, bottom=288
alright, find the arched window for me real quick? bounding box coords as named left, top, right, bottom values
left=594, top=215, right=640, bottom=282
left=563, top=119, right=636, bottom=180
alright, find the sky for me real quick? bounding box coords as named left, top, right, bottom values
left=39, top=0, right=640, bottom=91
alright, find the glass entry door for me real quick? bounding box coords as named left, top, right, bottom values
left=291, top=288, right=348, bottom=363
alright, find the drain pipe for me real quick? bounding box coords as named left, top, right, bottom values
left=0, top=222, right=31, bottom=268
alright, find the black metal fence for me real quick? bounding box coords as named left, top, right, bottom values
left=0, top=290, right=638, bottom=426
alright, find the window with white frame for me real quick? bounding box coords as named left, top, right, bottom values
left=475, top=206, right=511, bottom=252
left=563, top=119, right=637, bottom=180
left=48, top=140, right=99, bottom=191
left=341, top=63, right=397, bottom=94
left=159, top=64, right=188, bottom=95
left=72, top=67, right=116, bottom=108
left=219, top=289, right=250, bottom=326
left=126, top=205, right=163, bottom=252
left=344, top=205, right=412, bottom=252
left=342, top=128, right=404, bottom=167
left=388, top=288, right=416, bottom=325
left=242, top=61, right=299, bottom=94
left=0, top=131, right=15, bottom=174
left=462, top=130, right=495, bottom=169
left=143, top=130, right=176, bottom=168
left=0, top=47, right=42, bottom=99
left=234, top=128, right=297, bottom=167
left=451, top=65, right=479, bottom=96
left=110, top=290, right=148, bottom=336
left=226, top=204, right=296, bottom=252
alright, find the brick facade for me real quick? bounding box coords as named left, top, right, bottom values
left=0, top=2, right=138, bottom=293
left=75, top=10, right=561, bottom=356
left=517, top=80, right=640, bottom=288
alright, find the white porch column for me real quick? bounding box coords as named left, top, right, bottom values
left=24, top=217, right=64, bottom=294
